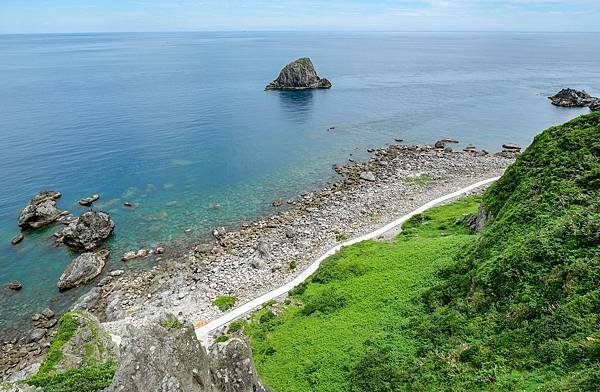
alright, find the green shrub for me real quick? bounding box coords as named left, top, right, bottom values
left=213, top=295, right=236, bottom=311
left=25, top=362, right=117, bottom=392
left=289, top=281, right=307, bottom=297
left=335, top=231, right=348, bottom=242
left=160, top=315, right=184, bottom=330
left=216, top=335, right=229, bottom=343
left=228, top=319, right=247, bottom=334
left=289, top=260, right=297, bottom=270
left=301, top=288, right=346, bottom=316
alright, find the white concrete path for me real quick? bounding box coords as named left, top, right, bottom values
left=195, top=177, right=499, bottom=344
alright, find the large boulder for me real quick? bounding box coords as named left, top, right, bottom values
left=57, top=250, right=109, bottom=291
left=548, top=88, right=597, bottom=107
left=265, top=57, right=332, bottom=90
left=18, top=191, right=63, bottom=229
left=590, top=99, right=600, bottom=112
left=107, top=321, right=267, bottom=392
left=209, top=338, right=268, bottom=392
left=60, top=211, right=115, bottom=250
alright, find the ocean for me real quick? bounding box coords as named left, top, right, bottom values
left=1, top=31, right=598, bottom=336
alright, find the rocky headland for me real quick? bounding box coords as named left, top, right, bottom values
left=265, top=57, right=332, bottom=90
left=549, top=88, right=599, bottom=110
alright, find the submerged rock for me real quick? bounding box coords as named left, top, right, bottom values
left=4, top=281, right=22, bottom=291
left=10, top=233, right=24, bottom=245
left=548, top=88, right=597, bottom=107
left=18, top=191, right=63, bottom=229
left=57, top=250, right=109, bottom=291
left=78, top=194, right=100, bottom=206
left=265, top=57, right=332, bottom=90
left=60, top=211, right=115, bottom=250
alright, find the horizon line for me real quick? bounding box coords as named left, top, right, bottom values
left=2, top=29, right=600, bottom=36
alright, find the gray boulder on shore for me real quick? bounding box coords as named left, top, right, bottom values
left=59, top=211, right=115, bottom=250
left=18, top=191, right=63, bottom=229
left=265, top=57, right=332, bottom=90
left=548, top=88, right=597, bottom=107
left=590, top=99, right=600, bottom=112
left=57, top=250, right=109, bottom=291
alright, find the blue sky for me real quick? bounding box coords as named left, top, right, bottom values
left=1, top=0, right=599, bottom=33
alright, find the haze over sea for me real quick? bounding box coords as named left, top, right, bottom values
left=1, top=31, right=599, bottom=336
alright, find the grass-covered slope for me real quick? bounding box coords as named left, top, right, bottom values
left=246, top=198, right=483, bottom=391
left=246, top=112, right=600, bottom=391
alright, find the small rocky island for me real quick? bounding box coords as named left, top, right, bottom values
left=265, top=57, right=332, bottom=90
left=549, top=88, right=599, bottom=110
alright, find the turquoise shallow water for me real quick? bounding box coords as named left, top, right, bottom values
left=1, top=31, right=599, bottom=336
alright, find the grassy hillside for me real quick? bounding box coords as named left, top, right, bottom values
left=245, top=112, right=600, bottom=391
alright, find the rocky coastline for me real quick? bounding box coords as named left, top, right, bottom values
left=1, top=138, right=516, bottom=383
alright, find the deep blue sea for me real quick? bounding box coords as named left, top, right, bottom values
left=1, top=32, right=599, bottom=336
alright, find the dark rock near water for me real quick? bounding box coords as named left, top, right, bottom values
left=41, top=308, right=55, bottom=319
left=60, top=211, right=115, bottom=250
left=590, top=99, right=600, bottom=112
left=18, top=191, right=64, bottom=229
left=548, top=88, right=597, bottom=107
left=502, top=143, right=521, bottom=151
left=57, top=250, right=109, bottom=291
left=265, top=57, right=332, bottom=90
left=78, top=194, right=100, bottom=206
left=10, top=233, right=24, bottom=245
left=4, top=281, right=22, bottom=291
left=463, top=144, right=476, bottom=152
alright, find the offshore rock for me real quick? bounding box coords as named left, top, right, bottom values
left=265, top=58, right=332, bottom=90
left=590, top=99, right=600, bottom=112
left=78, top=194, right=100, bottom=206
left=18, top=191, right=63, bottom=229
left=60, top=211, right=115, bottom=250
left=57, top=250, right=109, bottom=291
left=548, top=88, right=597, bottom=107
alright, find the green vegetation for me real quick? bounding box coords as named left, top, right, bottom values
left=289, top=260, right=297, bottom=270
left=228, top=319, right=247, bottom=334
left=25, top=362, right=117, bottom=392
left=334, top=231, right=348, bottom=242
left=213, top=295, right=237, bottom=311
left=246, top=197, right=481, bottom=391
left=216, top=334, right=230, bottom=343
left=160, top=315, right=184, bottom=330
left=245, top=113, right=600, bottom=391
left=24, top=311, right=117, bottom=392
left=403, top=173, right=432, bottom=186
left=36, top=311, right=80, bottom=376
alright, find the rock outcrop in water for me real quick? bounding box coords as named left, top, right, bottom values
left=57, top=250, right=109, bottom=291
left=59, top=211, right=115, bottom=250
left=18, top=191, right=63, bottom=229
left=591, top=99, right=600, bottom=112
left=548, top=88, right=597, bottom=107
left=265, top=58, right=332, bottom=90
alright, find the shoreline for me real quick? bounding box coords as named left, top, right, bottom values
left=1, top=142, right=515, bottom=381
left=97, top=145, right=514, bottom=335
left=194, top=176, right=500, bottom=345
